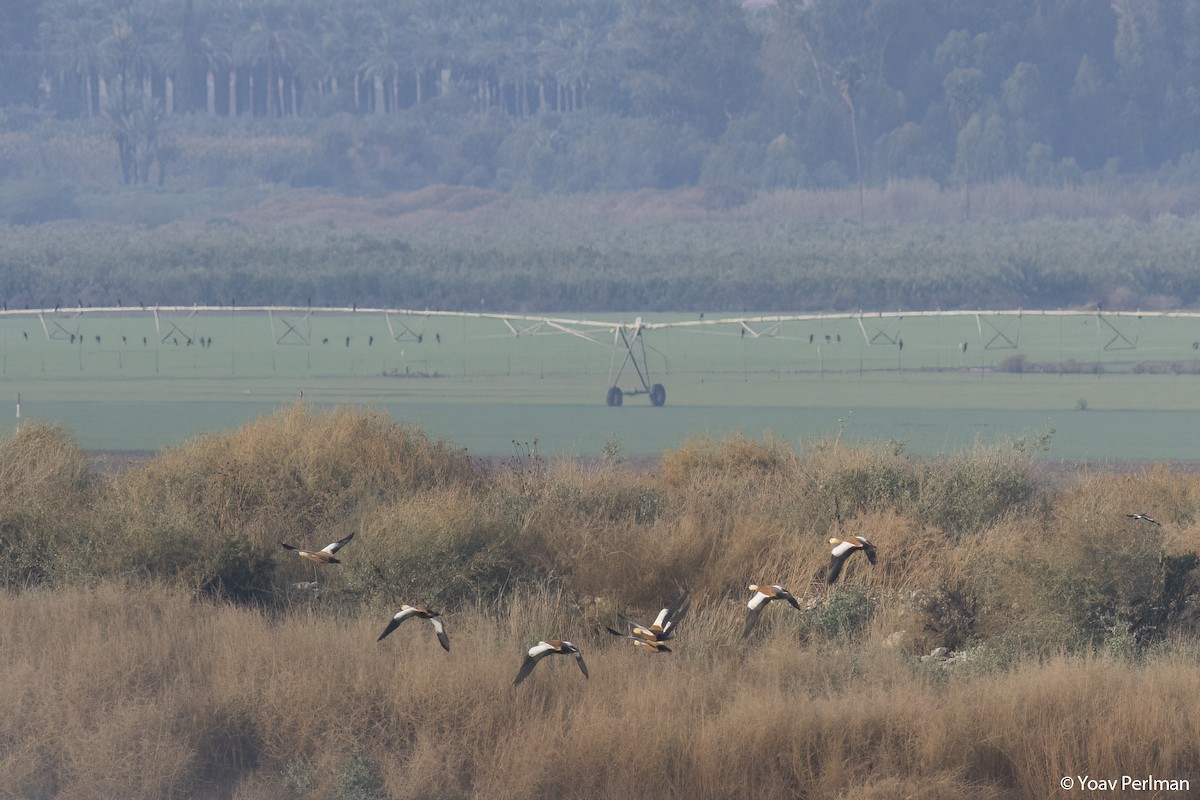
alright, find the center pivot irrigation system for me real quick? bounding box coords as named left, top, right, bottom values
left=4, top=305, right=1199, bottom=407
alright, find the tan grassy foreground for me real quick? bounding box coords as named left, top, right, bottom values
left=2, top=405, right=1200, bottom=798
left=3, top=583, right=1200, bottom=800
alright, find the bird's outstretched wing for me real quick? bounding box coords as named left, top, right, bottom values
left=429, top=616, right=450, bottom=652
left=377, top=607, right=415, bottom=642
left=826, top=553, right=849, bottom=584
left=322, top=532, right=355, bottom=555
left=573, top=650, right=589, bottom=679
left=513, top=654, right=541, bottom=685
left=743, top=605, right=765, bottom=639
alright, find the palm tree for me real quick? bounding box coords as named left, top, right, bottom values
left=231, top=1, right=311, bottom=116
left=106, top=80, right=166, bottom=184
left=314, top=0, right=381, bottom=108
left=38, top=0, right=109, bottom=117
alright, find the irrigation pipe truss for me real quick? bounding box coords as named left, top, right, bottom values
left=3, top=306, right=1200, bottom=326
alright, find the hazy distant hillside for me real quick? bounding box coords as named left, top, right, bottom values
left=4, top=0, right=1200, bottom=196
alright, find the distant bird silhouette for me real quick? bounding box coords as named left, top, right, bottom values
left=744, top=584, right=802, bottom=638
left=513, top=640, right=588, bottom=685
left=1126, top=513, right=1162, bottom=526
left=827, top=536, right=878, bottom=584
left=377, top=605, right=449, bottom=652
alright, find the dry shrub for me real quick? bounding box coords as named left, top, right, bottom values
left=0, top=423, right=92, bottom=587
left=805, top=439, right=918, bottom=519
left=339, top=487, right=531, bottom=608
left=915, top=444, right=1037, bottom=534
left=660, top=432, right=797, bottom=494
left=89, top=403, right=477, bottom=588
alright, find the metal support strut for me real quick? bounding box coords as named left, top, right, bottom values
left=605, top=318, right=666, bottom=407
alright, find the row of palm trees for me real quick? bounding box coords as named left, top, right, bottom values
left=36, top=0, right=625, bottom=120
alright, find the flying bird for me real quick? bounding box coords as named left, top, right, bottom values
left=605, top=630, right=672, bottom=654
left=1126, top=513, right=1162, bottom=526
left=743, top=583, right=802, bottom=638
left=827, top=536, right=877, bottom=584
left=377, top=605, right=449, bottom=652
left=609, top=592, right=688, bottom=643
left=279, top=532, right=355, bottom=583
left=513, top=640, right=588, bottom=685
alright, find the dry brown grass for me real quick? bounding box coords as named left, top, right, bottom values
left=2, top=409, right=1200, bottom=796
left=0, top=423, right=93, bottom=586
left=3, top=583, right=1199, bottom=799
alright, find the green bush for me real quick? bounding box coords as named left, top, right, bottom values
left=807, top=587, right=876, bottom=640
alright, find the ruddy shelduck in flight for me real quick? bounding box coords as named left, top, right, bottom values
left=609, top=591, right=689, bottom=643
left=279, top=532, right=355, bottom=583
left=377, top=605, right=450, bottom=652
left=743, top=584, right=802, bottom=637
left=513, top=640, right=589, bottom=685
left=826, top=536, right=877, bottom=584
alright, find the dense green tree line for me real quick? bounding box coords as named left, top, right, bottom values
left=2, top=216, right=1199, bottom=311
left=5, top=0, right=1200, bottom=191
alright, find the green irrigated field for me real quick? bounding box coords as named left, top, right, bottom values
left=3, top=308, right=1200, bottom=459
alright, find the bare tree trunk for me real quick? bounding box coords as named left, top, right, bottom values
left=229, top=69, right=237, bottom=116
left=98, top=75, right=108, bottom=114
left=415, top=69, right=422, bottom=104
left=165, top=75, right=174, bottom=114
left=85, top=73, right=94, bottom=117
left=373, top=74, right=384, bottom=113
left=248, top=72, right=255, bottom=116
left=353, top=72, right=360, bottom=109
left=206, top=70, right=216, bottom=115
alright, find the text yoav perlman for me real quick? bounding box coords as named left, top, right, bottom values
left=1066, top=775, right=1189, bottom=792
